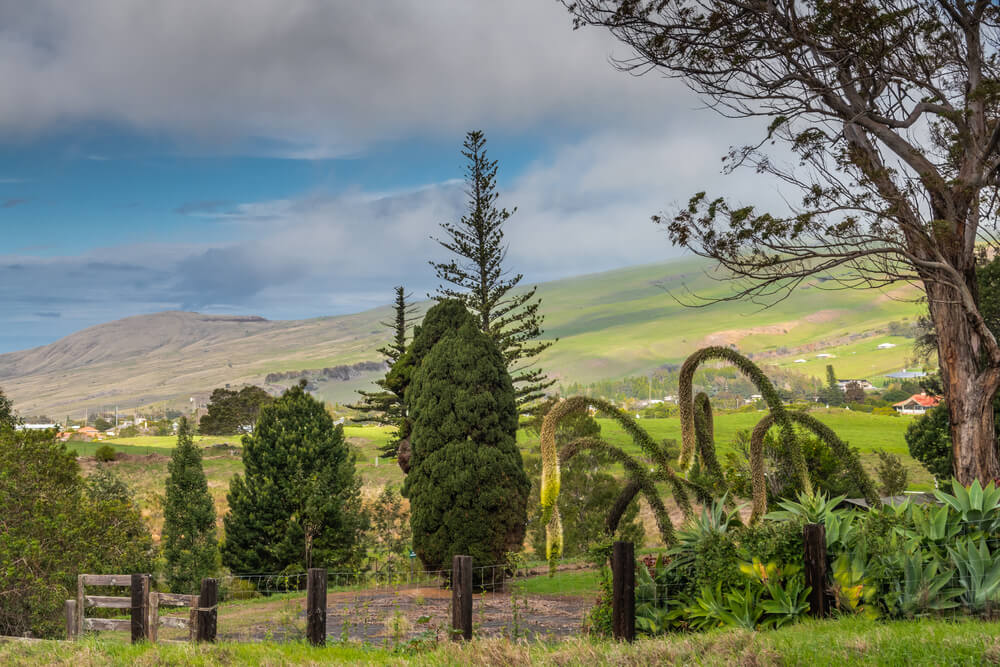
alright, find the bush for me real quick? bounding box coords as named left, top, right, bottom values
left=0, top=430, right=156, bottom=638
left=94, top=444, right=116, bottom=462
left=905, top=403, right=952, bottom=481
left=875, top=450, right=908, bottom=496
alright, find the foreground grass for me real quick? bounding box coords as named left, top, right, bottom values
left=5, top=617, right=1000, bottom=666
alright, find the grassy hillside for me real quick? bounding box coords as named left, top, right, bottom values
left=0, top=257, right=927, bottom=417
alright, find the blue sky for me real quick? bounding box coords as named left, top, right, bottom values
left=0, top=0, right=776, bottom=353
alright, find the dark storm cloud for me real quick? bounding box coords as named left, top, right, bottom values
left=0, top=0, right=685, bottom=155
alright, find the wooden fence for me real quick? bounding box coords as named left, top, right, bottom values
left=66, top=574, right=217, bottom=644
left=64, top=559, right=482, bottom=645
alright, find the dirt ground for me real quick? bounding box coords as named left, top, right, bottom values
left=211, top=582, right=591, bottom=644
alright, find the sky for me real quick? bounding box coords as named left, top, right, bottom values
left=0, top=0, right=782, bottom=353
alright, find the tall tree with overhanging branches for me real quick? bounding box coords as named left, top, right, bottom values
left=348, top=286, right=418, bottom=457
left=431, top=130, right=555, bottom=406
left=163, top=417, right=218, bottom=593
left=565, top=0, right=1000, bottom=485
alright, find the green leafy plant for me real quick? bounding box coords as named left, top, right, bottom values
left=887, top=551, right=961, bottom=618
left=760, top=577, right=811, bottom=628
left=935, top=479, right=1000, bottom=533
left=684, top=583, right=763, bottom=630
left=831, top=552, right=879, bottom=618
left=948, top=536, right=1000, bottom=611
left=765, top=491, right=846, bottom=524
left=94, top=444, right=116, bottom=462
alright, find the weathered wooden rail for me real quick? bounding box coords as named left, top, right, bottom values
left=67, top=574, right=217, bottom=644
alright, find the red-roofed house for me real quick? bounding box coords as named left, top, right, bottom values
left=893, top=393, right=942, bottom=416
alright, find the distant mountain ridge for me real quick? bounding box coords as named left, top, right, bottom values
left=0, top=258, right=926, bottom=417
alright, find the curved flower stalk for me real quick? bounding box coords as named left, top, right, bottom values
left=749, top=411, right=881, bottom=521
left=694, top=392, right=724, bottom=483
left=539, top=398, right=691, bottom=571
left=559, top=437, right=676, bottom=546
left=678, top=346, right=811, bottom=496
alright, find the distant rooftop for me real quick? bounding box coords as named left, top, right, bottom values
left=884, top=370, right=927, bottom=379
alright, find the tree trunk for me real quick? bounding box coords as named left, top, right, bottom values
left=927, top=282, right=1000, bottom=485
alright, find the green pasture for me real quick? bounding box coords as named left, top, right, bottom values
left=74, top=410, right=928, bottom=544
left=513, top=569, right=601, bottom=598
left=588, top=408, right=931, bottom=490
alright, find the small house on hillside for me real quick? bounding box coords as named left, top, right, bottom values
left=877, top=343, right=897, bottom=349
left=893, top=393, right=942, bottom=415
left=74, top=426, right=100, bottom=441
left=885, top=369, right=927, bottom=380
left=837, top=379, right=876, bottom=392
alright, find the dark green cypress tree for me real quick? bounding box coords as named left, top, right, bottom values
left=348, top=286, right=418, bottom=457
left=431, top=130, right=555, bottom=406
left=163, top=417, right=219, bottom=593
left=401, top=300, right=530, bottom=571
left=222, top=382, right=366, bottom=573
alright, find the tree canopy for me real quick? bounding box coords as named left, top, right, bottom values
left=222, top=382, right=366, bottom=574
left=401, top=300, right=530, bottom=571
left=564, top=0, right=1000, bottom=484
left=199, top=385, right=273, bottom=435
left=0, top=430, right=155, bottom=638
left=163, top=418, right=219, bottom=593
left=348, top=286, right=418, bottom=458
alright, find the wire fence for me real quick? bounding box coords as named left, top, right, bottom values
left=200, top=562, right=589, bottom=644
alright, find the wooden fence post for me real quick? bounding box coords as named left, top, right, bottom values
left=803, top=523, right=827, bottom=618
left=611, top=541, right=635, bottom=642
left=196, top=578, right=218, bottom=642
left=76, top=575, right=84, bottom=637
left=306, top=569, right=326, bottom=647
left=130, top=574, right=150, bottom=643
left=65, top=600, right=77, bottom=640
left=451, top=555, right=473, bottom=641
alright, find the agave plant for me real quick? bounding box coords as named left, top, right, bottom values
left=936, top=480, right=1000, bottom=534
left=539, top=346, right=879, bottom=572
left=664, top=495, right=741, bottom=578
left=684, top=583, right=763, bottom=631
left=765, top=490, right=847, bottom=524
left=824, top=509, right=860, bottom=551
left=887, top=551, right=961, bottom=618
left=760, top=578, right=811, bottom=628
left=948, top=535, right=1000, bottom=611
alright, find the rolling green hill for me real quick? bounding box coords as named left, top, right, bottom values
left=0, top=257, right=927, bottom=417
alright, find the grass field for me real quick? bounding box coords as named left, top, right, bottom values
left=78, top=408, right=930, bottom=544
left=5, top=617, right=1000, bottom=665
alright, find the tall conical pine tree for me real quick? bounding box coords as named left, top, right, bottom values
left=347, top=286, right=418, bottom=457
left=431, top=130, right=555, bottom=406
left=163, top=417, right=219, bottom=593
